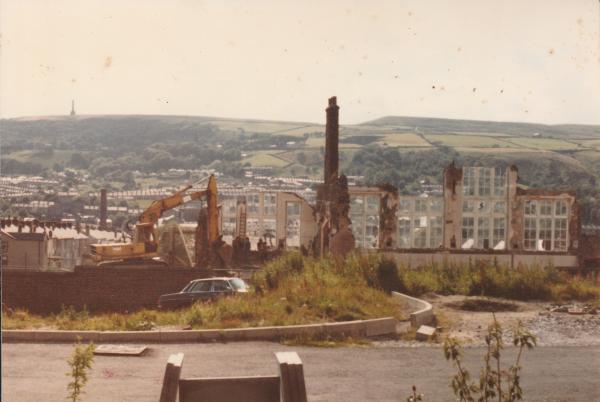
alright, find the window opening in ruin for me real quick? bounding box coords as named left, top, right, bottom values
left=397, top=196, right=443, bottom=249
left=350, top=194, right=380, bottom=249
left=460, top=167, right=508, bottom=250
left=247, top=194, right=260, bottom=215
left=264, top=193, right=276, bottom=216
left=285, top=201, right=301, bottom=248
left=523, top=199, right=569, bottom=251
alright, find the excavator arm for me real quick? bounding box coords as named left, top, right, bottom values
left=134, top=175, right=217, bottom=244
left=138, top=185, right=208, bottom=225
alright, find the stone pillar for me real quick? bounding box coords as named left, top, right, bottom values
left=324, top=96, right=339, bottom=185
left=99, top=189, right=108, bottom=230
left=506, top=165, right=521, bottom=250
left=443, top=162, right=462, bottom=249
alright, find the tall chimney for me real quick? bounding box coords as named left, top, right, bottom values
left=324, top=96, right=339, bottom=185
left=99, top=189, right=108, bottom=230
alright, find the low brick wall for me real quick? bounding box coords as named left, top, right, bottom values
left=1, top=266, right=209, bottom=314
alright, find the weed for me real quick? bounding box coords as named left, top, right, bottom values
left=440, top=316, right=536, bottom=402
left=66, top=338, right=95, bottom=402
left=281, top=332, right=371, bottom=348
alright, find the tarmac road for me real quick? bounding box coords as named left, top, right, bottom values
left=2, top=342, right=599, bottom=402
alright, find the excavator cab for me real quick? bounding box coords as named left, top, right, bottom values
left=135, top=222, right=158, bottom=253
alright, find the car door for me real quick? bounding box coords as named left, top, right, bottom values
left=210, top=279, right=233, bottom=298
left=187, top=280, right=213, bottom=305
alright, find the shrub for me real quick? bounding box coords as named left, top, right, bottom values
left=55, top=305, right=90, bottom=330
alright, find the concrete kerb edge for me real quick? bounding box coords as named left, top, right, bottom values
left=1, top=317, right=397, bottom=344
left=391, top=291, right=435, bottom=328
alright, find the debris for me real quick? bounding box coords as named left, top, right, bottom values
left=94, top=345, right=148, bottom=356
left=568, top=307, right=585, bottom=315
left=416, top=325, right=436, bottom=341
left=548, top=303, right=597, bottom=315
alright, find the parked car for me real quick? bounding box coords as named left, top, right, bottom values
left=157, top=277, right=249, bottom=309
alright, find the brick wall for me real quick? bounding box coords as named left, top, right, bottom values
left=581, top=233, right=600, bottom=265
left=1, top=266, right=209, bottom=314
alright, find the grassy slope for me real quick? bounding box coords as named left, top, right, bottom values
left=1, top=253, right=404, bottom=331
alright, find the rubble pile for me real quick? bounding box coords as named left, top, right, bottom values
left=546, top=303, right=598, bottom=315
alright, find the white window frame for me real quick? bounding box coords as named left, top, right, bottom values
left=523, top=199, right=569, bottom=252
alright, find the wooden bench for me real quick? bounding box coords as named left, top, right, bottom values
left=159, top=351, right=307, bottom=402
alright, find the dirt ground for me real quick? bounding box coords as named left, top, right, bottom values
left=424, top=294, right=600, bottom=346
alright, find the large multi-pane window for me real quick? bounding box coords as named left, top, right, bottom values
left=247, top=218, right=261, bottom=237
left=247, top=194, right=260, bottom=214
left=523, top=199, right=569, bottom=251
left=221, top=198, right=238, bottom=236
left=286, top=201, right=301, bottom=247
left=350, top=194, right=380, bottom=249
left=461, top=167, right=508, bottom=250
left=493, top=167, right=506, bottom=196
left=396, top=197, right=444, bottom=249
left=263, top=193, right=276, bottom=216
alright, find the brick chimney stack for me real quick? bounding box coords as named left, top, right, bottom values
left=99, top=189, right=108, bottom=230
left=324, top=96, right=339, bottom=185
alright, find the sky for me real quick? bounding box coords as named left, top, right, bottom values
left=1, top=0, right=599, bottom=125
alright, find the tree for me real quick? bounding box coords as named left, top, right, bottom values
left=69, top=153, right=90, bottom=169
left=296, top=152, right=307, bottom=165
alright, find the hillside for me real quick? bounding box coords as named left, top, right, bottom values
left=2, top=113, right=600, bottom=223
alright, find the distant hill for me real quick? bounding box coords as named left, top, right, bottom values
left=2, top=113, right=600, bottom=223
left=362, top=116, right=600, bottom=139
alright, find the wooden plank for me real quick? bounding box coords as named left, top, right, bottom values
left=179, top=376, right=280, bottom=402
left=159, top=353, right=184, bottom=402
left=93, top=345, right=148, bottom=356
left=276, top=352, right=307, bottom=402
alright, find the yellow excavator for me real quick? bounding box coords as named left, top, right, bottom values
left=90, top=175, right=223, bottom=267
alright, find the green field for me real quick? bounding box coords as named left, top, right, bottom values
left=574, top=139, right=600, bottom=150
left=304, top=137, right=325, bottom=148
left=424, top=134, right=516, bottom=148
left=276, top=125, right=324, bottom=137
left=241, top=151, right=290, bottom=167
left=208, top=119, right=303, bottom=134
left=451, top=131, right=514, bottom=137
left=505, top=137, right=581, bottom=151
left=5, top=149, right=82, bottom=169
left=455, top=147, right=535, bottom=154
left=374, top=133, right=431, bottom=147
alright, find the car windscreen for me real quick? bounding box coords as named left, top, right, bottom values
left=181, top=282, right=195, bottom=292
left=229, top=278, right=248, bottom=290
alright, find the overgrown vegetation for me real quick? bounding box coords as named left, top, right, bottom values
left=1, top=253, right=404, bottom=330
left=66, top=339, right=95, bottom=402
left=391, top=258, right=600, bottom=302
left=3, top=254, right=598, bottom=331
